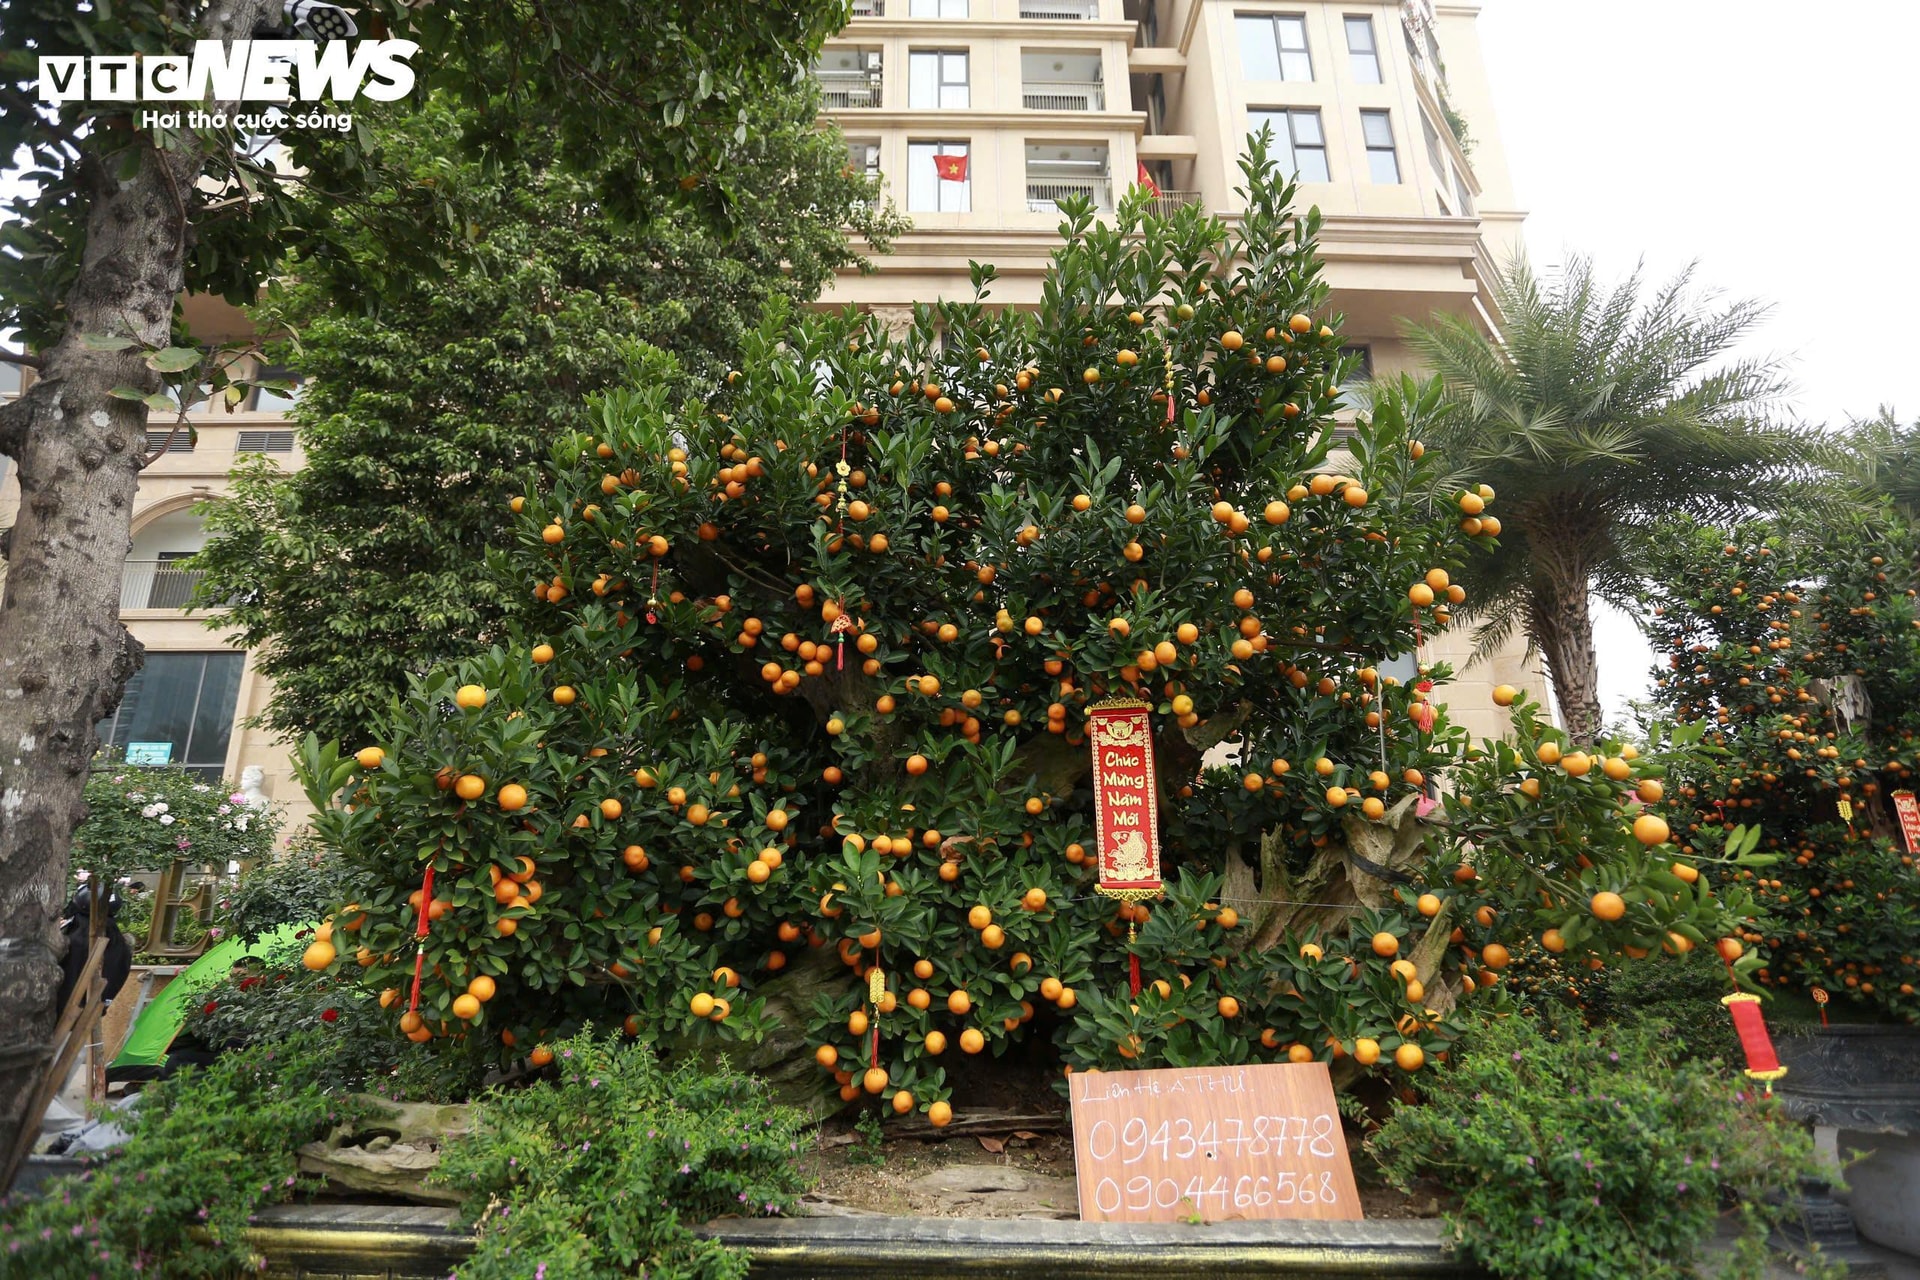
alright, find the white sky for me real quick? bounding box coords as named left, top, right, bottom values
left=1474, top=0, right=1920, bottom=727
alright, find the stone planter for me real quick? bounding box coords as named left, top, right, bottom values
left=1775, top=1024, right=1920, bottom=1260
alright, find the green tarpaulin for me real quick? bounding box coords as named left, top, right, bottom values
left=110, top=923, right=308, bottom=1069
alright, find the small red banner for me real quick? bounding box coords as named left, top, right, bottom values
left=1087, top=698, right=1161, bottom=894
left=1135, top=160, right=1161, bottom=198
left=933, top=152, right=969, bottom=182
left=1722, top=993, right=1785, bottom=1083
left=1893, top=790, right=1920, bottom=856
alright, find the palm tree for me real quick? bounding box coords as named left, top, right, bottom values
left=1836, top=409, right=1920, bottom=524
left=1395, top=255, right=1819, bottom=743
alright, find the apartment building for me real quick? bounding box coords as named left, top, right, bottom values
left=816, top=0, right=1538, bottom=733
left=0, top=0, right=1537, bottom=824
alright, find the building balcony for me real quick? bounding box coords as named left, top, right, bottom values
left=1027, top=177, right=1112, bottom=214
left=1143, top=190, right=1203, bottom=217
left=122, top=559, right=206, bottom=611
left=816, top=67, right=882, bottom=110
left=1021, top=0, right=1099, bottom=18
left=1022, top=80, right=1104, bottom=111
left=851, top=0, right=883, bottom=15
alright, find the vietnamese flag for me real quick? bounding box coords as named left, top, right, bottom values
left=933, top=152, right=969, bottom=182
left=1136, top=161, right=1161, bottom=197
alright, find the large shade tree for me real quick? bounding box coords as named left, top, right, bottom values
left=1397, top=256, right=1816, bottom=741
left=0, top=0, right=851, bottom=1166
left=192, top=93, right=900, bottom=749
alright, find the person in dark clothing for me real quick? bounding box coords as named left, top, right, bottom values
left=57, top=881, right=133, bottom=1014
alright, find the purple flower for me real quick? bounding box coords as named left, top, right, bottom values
left=1532, top=1217, right=1544, bottom=1226
left=536, top=1267, right=546, bottom=1280
left=71, top=1224, right=84, bottom=1238
left=1511, top=1052, right=1523, bottom=1062
left=738, top=1192, right=750, bottom=1202
left=680, top=1164, right=692, bottom=1175
left=1608, top=1052, right=1619, bottom=1062
left=1677, top=1183, right=1689, bottom=1194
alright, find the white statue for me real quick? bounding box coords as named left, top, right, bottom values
left=237, top=765, right=270, bottom=810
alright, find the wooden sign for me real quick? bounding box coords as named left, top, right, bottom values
left=1086, top=699, right=1161, bottom=895
left=1068, top=1062, right=1361, bottom=1223
left=1893, top=790, right=1920, bottom=857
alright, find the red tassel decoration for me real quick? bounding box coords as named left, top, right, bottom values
left=406, top=863, right=435, bottom=1014
left=1129, top=952, right=1142, bottom=998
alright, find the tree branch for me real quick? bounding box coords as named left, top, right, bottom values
left=0, top=351, right=43, bottom=371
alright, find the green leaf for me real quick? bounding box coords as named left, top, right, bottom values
left=147, top=346, right=204, bottom=373
left=81, top=333, right=136, bottom=352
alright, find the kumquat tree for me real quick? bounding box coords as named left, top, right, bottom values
left=1645, top=514, right=1920, bottom=1022
left=299, top=145, right=1769, bottom=1124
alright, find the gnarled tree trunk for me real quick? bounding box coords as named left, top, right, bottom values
left=0, top=0, right=279, bottom=1167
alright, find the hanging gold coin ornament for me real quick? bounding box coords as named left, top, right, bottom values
left=1837, top=793, right=1854, bottom=829
left=866, top=965, right=886, bottom=1080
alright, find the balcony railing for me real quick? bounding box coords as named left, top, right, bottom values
left=816, top=70, right=882, bottom=109
left=1144, top=190, right=1202, bottom=217
left=1023, top=80, right=1104, bottom=111
left=851, top=0, right=883, bottom=14
left=122, top=560, right=206, bottom=610
left=1027, top=177, right=1112, bottom=213
left=1021, top=0, right=1098, bottom=17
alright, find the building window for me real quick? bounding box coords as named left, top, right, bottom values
left=1236, top=14, right=1313, bottom=82
left=143, top=429, right=194, bottom=454
left=1248, top=108, right=1329, bottom=183
left=1421, top=112, right=1446, bottom=174
left=1361, top=110, right=1400, bottom=183
left=248, top=364, right=302, bottom=413
left=908, top=0, right=968, bottom=15
left=909, top=50, right=970, bottom=109
left=907, top=141, right=971, bottom=212
left=846, top=138, right=883, bottom=181
left=96, top=651, right=246, bottom=779
left=1454, top=168, right=1475, bottom=215
left=1344, top=16, right=1381, bottom=83
left=236, top=429, right=297, bottom=453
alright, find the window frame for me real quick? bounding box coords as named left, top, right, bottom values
left=906, top=140, right=972, bottom=213
left=95, top=650, right=247, bottom=779
left=1236, top=12, right=1314, bottom=82
left=1248, top=107, right=1330, bottom=183
left=907, top=0, right=968, bottom=15
left=1344, top=15, right=1381, bottom=83
left=908, top=48, right=970, bottom=109
left=1360, top=109, right=1401, bottom=184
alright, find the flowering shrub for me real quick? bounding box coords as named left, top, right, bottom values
left=0, top=1034, right=368, bottom=1279
left=177, top=936, right=486, bottom=1101
left=72, top=760, right=280, bottom=891
left=1368, top=1015, right=1831, bottom=1280
left=435, top=1031, right=808, bottom=1280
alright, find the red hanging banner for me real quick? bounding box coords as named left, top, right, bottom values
left=1893, top=790, right=1920, bottom=856
left=1087, top=698, right=1163, bottom=898
left=1721, top=993, right=1787, bottom=1093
